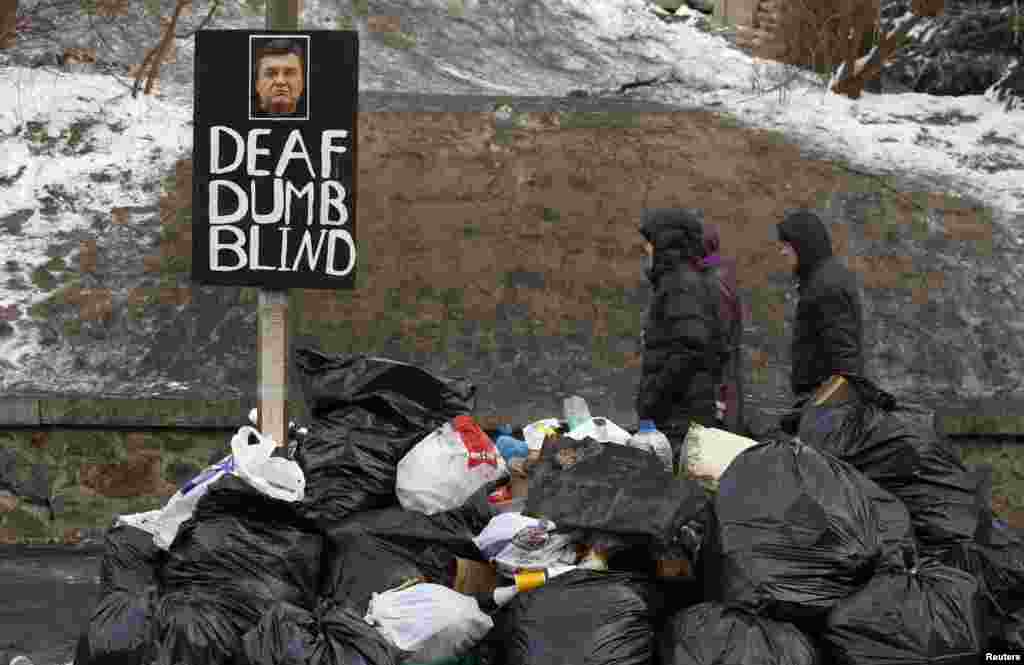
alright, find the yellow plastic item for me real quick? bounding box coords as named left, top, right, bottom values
left=514, top=570, right=547, bottom=592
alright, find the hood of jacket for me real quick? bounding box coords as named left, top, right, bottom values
left=640, top=208, right=706, bottom=283
left=776, top=209, right=833, bottom=282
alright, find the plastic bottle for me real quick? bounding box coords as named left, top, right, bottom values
left=475, top=565, right=576, bottom=613
left=628, top=420, right=674, bottom=473
left=563, top=395, right=591, bottom=431
left=495, top=424, right=529, bottom=462
left=514, top=564, right=577, bottom=590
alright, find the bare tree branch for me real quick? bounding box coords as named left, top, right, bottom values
left=175, top=0, right=220, bottom=39
left=830, top=10, right=930, bottom=98
left=132, top=0, right=190, bottom=97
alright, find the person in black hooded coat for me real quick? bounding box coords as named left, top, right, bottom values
left=776, top=209, right=866, bottom=433
left=637, top=208, right=726, bottom=469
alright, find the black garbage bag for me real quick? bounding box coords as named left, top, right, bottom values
left=660, top=602, right=818, bottom=665
left=994, top=609, right=1024, bottom=652
left=294, top=348, right=477, bottom=528
left=155, top=475, right=323, bottom=663
left=923, top=521, right=1024, bottom=649
left=74, top=587, right=159, bottom=665
left=74, top=524, right=166, bottom=665
left=525, top=435, right=708, bottom=550
left=854, top=473, right=915, bottom=568
left=241, top=599, right=401, bottom=665
left=822, top=557, right=985, bottom=665
left=487, top=570, right=661, bottom=665
left=321, top=485, right=493, bottom=613
left=324, top=482, right=492, bottom=556
left=924, top=535, right=1024, bottom=617
left=798, top=387, right=981, bottom=546
left=154, top=590, right=253, bottom=665
left=100, top=524, right=165, bottom=594
left=703, top=439, right=881, bottom=622
left=161, top=474, right=323, bottom=606
left=321, top=534, right=450, bottom=615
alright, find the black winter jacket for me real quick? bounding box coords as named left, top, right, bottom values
left=637, top=209, right=725, bottom=430
left=777, top=210, right=865, bottom=396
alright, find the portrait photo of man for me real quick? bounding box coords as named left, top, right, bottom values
left=250, top=35, right=309, bottom=120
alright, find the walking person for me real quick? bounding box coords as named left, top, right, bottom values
left=636, top=208, right=726, bottom=472
left=775, top=209, right=867, bottom=434
left=700, top=224, right=744, bottom=433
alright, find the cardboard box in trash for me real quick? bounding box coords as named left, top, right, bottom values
left=509, top=459, right=529, bottom=498
left=454, top=558, right=498, bottom=595
left=655, top=557, right=693, bottom=579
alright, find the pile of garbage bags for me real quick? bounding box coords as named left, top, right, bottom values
left=73, top=352, right=1024, bottom=665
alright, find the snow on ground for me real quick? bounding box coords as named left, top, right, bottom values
left=572, top=1, right=1024, bottom=218
left=0, top=67, right=192, bottom=372
left=0, top=0, right=1022, bottom=386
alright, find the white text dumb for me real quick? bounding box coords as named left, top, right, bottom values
left=208, top=179, right=348, bottom=226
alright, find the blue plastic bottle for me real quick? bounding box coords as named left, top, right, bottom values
left=628, top=420, right=674, bottom=473
left=495, top=424, right=529, bottom=461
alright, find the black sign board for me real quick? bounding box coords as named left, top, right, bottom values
left=192, top=30, right=358, bottom=289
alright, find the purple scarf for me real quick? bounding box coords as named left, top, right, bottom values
left=701, top=253, right=722, bottom=269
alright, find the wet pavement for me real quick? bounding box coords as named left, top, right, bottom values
left=0, top=547, right=102, bottom=665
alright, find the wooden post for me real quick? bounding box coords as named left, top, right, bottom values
left=256, top=0, right=300, bottom=447
left=257, top=289, right=289, bottom=447
left=0, top=0, right=18, bottom=50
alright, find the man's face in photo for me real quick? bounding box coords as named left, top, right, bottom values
left=256, top=51, right=304, bottom=114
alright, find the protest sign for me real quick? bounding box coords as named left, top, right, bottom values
left=192, top=29, right=359, bottom=290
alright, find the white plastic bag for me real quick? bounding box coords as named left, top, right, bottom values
left=397, top=416, right=507, bottom=516
left=684, top=423, right=759, bottom=480
left=565, top=417, right=632, bottom=445
left=147, top=426, right=305, bottom=550
left=365, top=583, right=494, bottom=662
left=473, top=512, right=543, bottom=560
left=230, top=426, right=305, bottom=503
left=493, top=522, right=580, bottom=577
